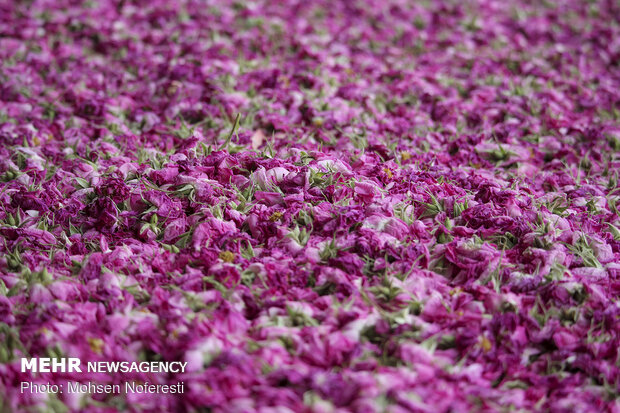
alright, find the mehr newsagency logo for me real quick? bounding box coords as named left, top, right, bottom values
left=20, top=358, right=186, bottom=395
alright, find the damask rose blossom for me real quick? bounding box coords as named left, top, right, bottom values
left=0, top=0, right=619, bottom=412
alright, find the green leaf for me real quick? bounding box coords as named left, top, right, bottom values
left=564, top=235, right=602, bottom=269
left=240, top=241, right=255, bottom=259
left=607, top=223, right=620, bottom=241
left=218, top=113, right=241, bottom=151
left=75, top=177, right=90, bottom=189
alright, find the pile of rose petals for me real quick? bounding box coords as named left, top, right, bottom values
left=1, top=0, right=619, bottom=411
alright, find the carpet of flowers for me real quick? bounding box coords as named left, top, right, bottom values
left=0, top=0, right=619, bottom=412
